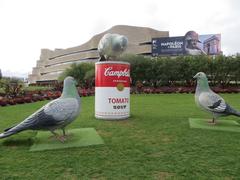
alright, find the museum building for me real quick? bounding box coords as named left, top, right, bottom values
left=28, top=25, right=169, bottom=84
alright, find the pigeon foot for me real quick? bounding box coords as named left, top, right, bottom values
left=207, top=120, right=217, bottom=125
left=57, top=133, right=74, bottom=143
left=208, top=122, right=217, bottom=125
left=57, top=135, right=67, bottom=143
left=48, top=135, right=66, bottom=143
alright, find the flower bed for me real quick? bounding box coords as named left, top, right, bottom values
left=0, top=86, right=239, bottom=107
left=0, top=88, right=95, bottom=107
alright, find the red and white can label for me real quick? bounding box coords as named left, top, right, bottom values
left=95, top=61, right=130, bottom=120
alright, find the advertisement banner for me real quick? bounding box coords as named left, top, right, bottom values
left=152, top=36, right=184, bottom=56
left=152, top=31, right=221, bottom=56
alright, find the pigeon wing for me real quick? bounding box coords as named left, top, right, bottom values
left=9, top=98, right=79, bottom=132
left=198, top=92, right=226, bottom=113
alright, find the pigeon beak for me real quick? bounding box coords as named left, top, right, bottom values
left=193, top=74, right=197, bottom=79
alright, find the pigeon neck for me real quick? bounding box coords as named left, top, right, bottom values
left=61, top=84, right=79, bottom=98
left=197, top=78, right=210, bottom=92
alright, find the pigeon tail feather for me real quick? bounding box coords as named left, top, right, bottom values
left=225, top=104, right=240, bottom=117
left=0, top=130, right=17, bottom=138
left=0, top=124, right=26, bottom=139
left=4, top=126, right=15, bottom=132
left=231, top=110, right=240, bottom=117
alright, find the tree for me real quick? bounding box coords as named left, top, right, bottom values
left=0, top=69, right=2, bottom=79
left=59, top=63, right=95, bottom=88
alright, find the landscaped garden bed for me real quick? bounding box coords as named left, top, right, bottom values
left=1, top=86, right=240, bottom=106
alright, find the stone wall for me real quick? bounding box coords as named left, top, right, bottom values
left=28, top=25, right=169, bottom=83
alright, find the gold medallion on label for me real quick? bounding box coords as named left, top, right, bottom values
left=116, top=83, right=124, bottom=91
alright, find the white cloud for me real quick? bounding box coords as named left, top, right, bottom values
left=0, top=0, right=239, bottom=77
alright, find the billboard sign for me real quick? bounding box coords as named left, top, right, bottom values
left=152, top=31, right=221, bottom=56
left=152, top=36, right=184, bottom=56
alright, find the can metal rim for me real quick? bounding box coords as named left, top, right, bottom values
left=95, top=61, right=130, bottom=65
left=95, top=115, right=130, bottom=120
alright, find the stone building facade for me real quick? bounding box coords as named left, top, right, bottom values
left=28, top=25, right=169, bottom=83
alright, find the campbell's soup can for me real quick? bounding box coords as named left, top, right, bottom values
left=95, top=61, right=130, bottom=120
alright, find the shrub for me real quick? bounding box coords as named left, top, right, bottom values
left=0, top=77, right=24, bottom=97
left=59, top=63, right=95, bottom=89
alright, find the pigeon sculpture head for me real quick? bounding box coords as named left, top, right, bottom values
left=61, top=76, right=78, bottom=98
left=98, top=33, right=128, bottom=61
left=0, top=76, right=81, bottom=142
left=193, top=72, right=206, bottom=79
left=193, top=72, right=210, bottom=92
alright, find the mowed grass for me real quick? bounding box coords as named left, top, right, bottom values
left=0, top=94, right=240, bottom=179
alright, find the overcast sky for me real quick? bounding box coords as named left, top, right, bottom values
left=0, top=0, right=239, bottom=78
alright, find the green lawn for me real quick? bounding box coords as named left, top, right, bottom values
left=0, top=94, right=240, bottom=179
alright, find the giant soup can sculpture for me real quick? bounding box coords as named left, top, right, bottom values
left=95, top=61, right=130, bottom=120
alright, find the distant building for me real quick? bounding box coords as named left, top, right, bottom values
left=28, top=25, right=169, bottom=84
left=203, top=35, right=221, bottom=55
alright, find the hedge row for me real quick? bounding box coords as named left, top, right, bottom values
left=59, top=55, right=240, bottom=88
left=120, top=54, right=240, bottom=87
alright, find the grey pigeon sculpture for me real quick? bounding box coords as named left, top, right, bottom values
left=0, top=76, right=81, bottom=142
left=98, top=33, right=128, bottom=61
left=194, top=72, right=240, bottom=124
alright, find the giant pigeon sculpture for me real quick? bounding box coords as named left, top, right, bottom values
left=98, top=33, right=128, bottom=61
left=194, top=72, right=240, bottom=124
left=0, top=76, right=81, bottom=142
